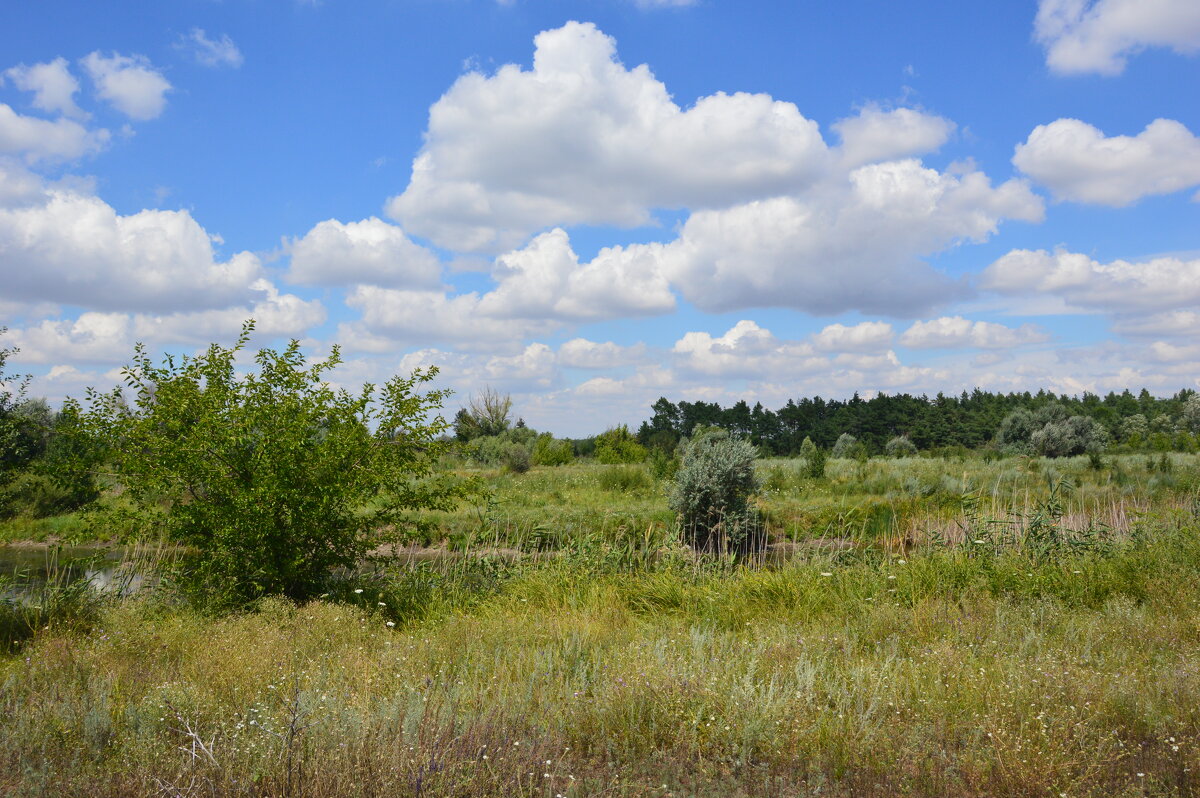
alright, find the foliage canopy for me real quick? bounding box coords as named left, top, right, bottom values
left=454, top=387, right=513, bottom=441
left=71, top=321, right=467, bottom=605
left=594, top=425, right=647, bottom=464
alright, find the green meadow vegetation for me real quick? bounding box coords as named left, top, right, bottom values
left=4, top=327, right=1200, bottom=796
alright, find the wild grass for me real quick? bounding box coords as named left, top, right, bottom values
left=399, top=453, right=1200, bottom=557
left=411, top=462, right=675, bottom=552
left=0, top=553, right=105, bottom=653
left=2, top=454, right=1200, bottom=795
left=4, top=513, right=1200, bottom=795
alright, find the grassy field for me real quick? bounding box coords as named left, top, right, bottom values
left=3, top=452, right=1200, bottom=796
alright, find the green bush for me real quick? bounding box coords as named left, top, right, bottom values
left=668, top=429, right=761, bottom=552
left=466, top=434, right=508, bottom=465
left=799, top=436, right=826, bottom=479
left=502, top=442, right=531, bottom=474
left=831, top=433, right=862, bottom=459
left=648, top=446, right=680, bottom=481
left=997, top=408, right=1039, bottom=453
left=594, top=425, right=647, bottom=464
left=0, top=333, right=33, bottom=513
left=1030, top=416, right=1109, bottom=457
left=466, top=428, right=539, bottom=468
left=0, top=471, right=90, bottom=518
left=885, top=435, right=918, bottom=457
left=532, top=433, right=573, bottom=466
left=453, top=387, right=512, bottom=440
left=69, top=321, right=468, bottom=606
left=998, top=403, right=1107, bottom=458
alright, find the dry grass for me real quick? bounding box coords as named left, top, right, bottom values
left=4, top=522, right=1200, bottom=795
left=3, top=453, right=1200, bottom=796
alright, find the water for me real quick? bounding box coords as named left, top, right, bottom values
left=0, top=545, right=149, bottom=599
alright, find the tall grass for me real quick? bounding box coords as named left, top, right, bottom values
left=1, top=555, right=103, bottom=653
left=2, top=454, right=1200, bottom=795
left=3, top=515, right=1200, bottom=796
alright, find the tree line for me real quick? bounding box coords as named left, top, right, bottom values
left=635, top=389, right=1200, bottom=455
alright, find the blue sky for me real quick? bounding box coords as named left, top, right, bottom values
left=1, top=0, right=1199, bottom=435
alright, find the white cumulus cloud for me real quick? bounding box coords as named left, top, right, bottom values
left=288, top=217, right=442, bottom=289
left=811, top=321, right=894, bottom=353
left=338, top=227, right=675, bottom=350
left=4, top=281, right=324, bottom=366
left=558, top=338, right=646, bottom=369
left=670, top=319, right=947, bottom=392
left=661, top=160, right=1043, bottom=315
left=1013, top=118, right=1200, bottom=205
left=0, top=105, right=109, bottom=162
left=0, top=164, right=263, bottom=311
left=898, top=316, right=1049, bottom=349
left=1112, top=310, right=1200, bottom=338
left=382, top=23, right=1040, bottom=319
left=1035, top=0, right=1200, bottom=75
left=833, top=105, right=955, bottom=169
left=387, top=21, right=829, bottom=252
left=478, top=229, right=675, bottom=321
left=981, top=249, right=1200, bottom=313
left=81, top=51, right=171, bottom=120
left=672, top=320, right=822, bottom=379
left=341, top=287, right=542, bottom=351
left=4, top=57, right=87, bottom=118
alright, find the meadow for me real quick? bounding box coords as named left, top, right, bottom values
left=3, top=451, right=1200, bottom=796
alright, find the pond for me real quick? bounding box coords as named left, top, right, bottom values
left=0, top=544, right=155, bottom=599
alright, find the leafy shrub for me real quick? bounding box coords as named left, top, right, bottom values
left=38, top=403, right=103, bottom=511
left=1182, top=394, right=1200, bottom=434
left=0, top=334, right=33, bottom=513
left=1119, top=413, right=1148, bottom=446
left=997, top=408, right=1039, bottom=453
left=668, top=429, right=761, bottom=552
left=831, top=433, right=860, bottom=459
left=532, top=433, right=573, bottom=466
left=0, top=385, right=100, bottom=521
left=1030, top=416, right=1109, bottom=457
left=502, top=442, right=531, bottom=474
left=799, top=436, right=826, bottom=479
left=0, top=472, right=91, bottom=518
left=648, top=446, right=680, bottom=481
left=466, top=428, right=540, bottom=468
left=466, top=434, right=509, bottom=466
left=69, top=321, right=468, bottom=606
left=645, top=429, right=679, bottom=453
left=884, top=435, right=918, bottom=457
left=1000, top=404, right=1109, bottom=458
left=594, top=425, right=647, bottom=464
